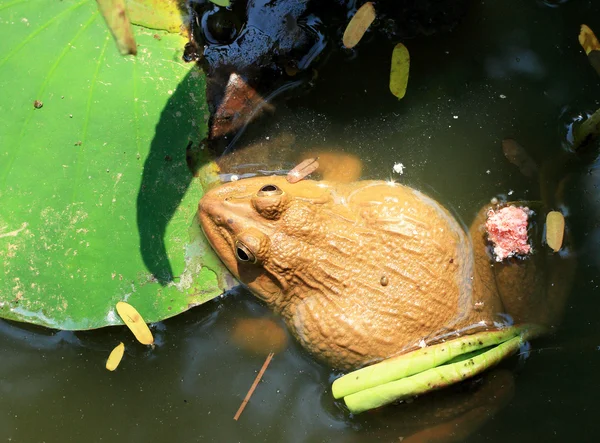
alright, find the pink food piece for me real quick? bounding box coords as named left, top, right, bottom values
left=485, top=206, right=531, bottom=261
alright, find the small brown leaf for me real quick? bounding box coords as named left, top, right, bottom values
left=106, top=342, right=125, bottom=371
left=287, top=157, right=319, bottom=183
left=116, top=301, right=154, bottom=345
left=390, top=43, right=410, bottom=99
left=342, top=2, right=376, bottom=49
left=546, top=211, right=565, bottom=252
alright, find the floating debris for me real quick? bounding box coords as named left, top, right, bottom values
left=546, top=211, right=565, bottom=252
left=486, top=206, right=531, bottom=261
left=233, top=352, right=275, bottom=421
left=287, top=157, right=319, bottom=183
left=106, top=342, right=125, bottom=371
left=342, top=2, right=376, bottom=49
left=390, top=43, right=410, bottom=99
left=392, top=162, right=405, bottom=174
left=116, top=301, right=154, bottom=345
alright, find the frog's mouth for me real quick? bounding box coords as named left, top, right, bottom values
left=332, top=325, right=546, bottom=414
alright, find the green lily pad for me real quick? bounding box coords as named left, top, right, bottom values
left=0, top=0, right=231, bottom=330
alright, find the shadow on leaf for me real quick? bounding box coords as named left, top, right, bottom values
left=136, top=69, right=207, bottom=285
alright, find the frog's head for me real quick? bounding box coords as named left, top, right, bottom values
left=198, top=176, right=330, bottom=307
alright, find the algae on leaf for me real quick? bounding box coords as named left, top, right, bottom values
left=0, top=0, right=231, bottom=330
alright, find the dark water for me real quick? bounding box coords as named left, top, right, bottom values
left=3, top=0, right=600, bottom=441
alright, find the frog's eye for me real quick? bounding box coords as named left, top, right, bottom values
left=235, top=241, right=256, bottom=263
left=257, top=184, right=283, bottom=197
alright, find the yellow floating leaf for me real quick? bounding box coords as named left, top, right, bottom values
left=546, top=211, right=565, bottom=252
left=208, top=0, right=231, bottom=6
left=390, top=43, right=410, bottom=99
left=116, top=301, right=154, bottom=345
left=106, top=342, right=125, bottom=371
left=579, top=24, right=600, bottom=56
left=342, top=2, right=376, bottom=49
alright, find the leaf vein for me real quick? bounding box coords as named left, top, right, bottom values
left=0, top=0, right=88, bottom=68
left=1, top=9, right=100, bottom=190
left=71, top=30, right=111, bottom=202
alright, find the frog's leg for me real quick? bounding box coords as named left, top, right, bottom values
left=469, top=202, right=576, bottom=328
left=342, top=369, right=514, bottom=443
left=400, top=370, right=515, bottom=443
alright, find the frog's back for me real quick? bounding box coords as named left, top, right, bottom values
left=275, top=181, right=498, bottom=369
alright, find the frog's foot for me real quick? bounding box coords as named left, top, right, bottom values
left=297, top=151, right=363, bottom=183
left=332, top=324, right=545, bottom=414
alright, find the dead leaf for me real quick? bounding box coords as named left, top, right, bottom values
left=287, top=158, right=319, bottom=183
left=106, top=342, right=125, bottom=371
left=342, top=2, right=376, bottom=49
left=96, top=0, right=137, bottom=55
left=501, top=139, right=538, bottom=177
left=390, top=43, right=410, bottom=99
left=116, top=301, right=154, bottom=345
left=210, top=72, right=274, bottom=139
left=546, top=211, right=565, bottom=252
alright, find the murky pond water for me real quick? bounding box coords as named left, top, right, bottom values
left=3, top=0, right=600, bottom=441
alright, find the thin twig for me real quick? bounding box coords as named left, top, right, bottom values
left=233, top=352, right=275, bottom=421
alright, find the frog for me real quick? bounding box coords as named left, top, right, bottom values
left=198, top=174, right=574, bottom=373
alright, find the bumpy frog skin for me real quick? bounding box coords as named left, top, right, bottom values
left=199, top=176, right=571, bottom=370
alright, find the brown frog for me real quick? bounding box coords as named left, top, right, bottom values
left=198, top=176, right=573, bottom=371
